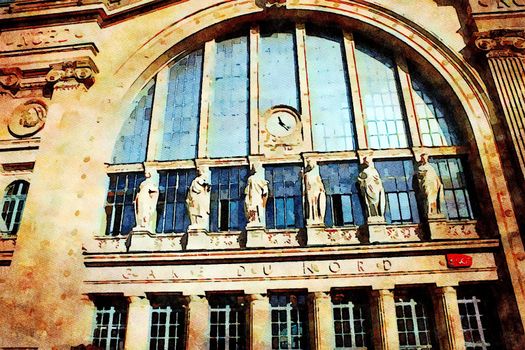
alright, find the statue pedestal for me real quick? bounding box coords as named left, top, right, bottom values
left=306, top=224, right=327, bottom=246
left=367, top=217, right=388, bottom=243
left=246, top=225, right=266, bottom=248
left=186, top=226, right=209, bottom=250
left=427, top=215, right=449, bottom=239
left=126, top=228, right=157, bottom=252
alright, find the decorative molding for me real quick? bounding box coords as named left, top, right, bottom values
left=7, top=99, right=47, bottom=138
left=255, top=0, right=286, bottom=8
left=0, top=68, right=22, bottom=96
left=474, top=30, right=525, bottom=57
left=45, top=57, right=98, bottom=92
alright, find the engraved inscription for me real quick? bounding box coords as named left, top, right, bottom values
left=1, top=28, right=84, bottom=50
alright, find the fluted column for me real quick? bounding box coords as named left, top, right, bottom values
left=309, top=292, right=336, bottom=350
left=370, top=289, right=399, bottom=350
left=247, top=294, right=271, bottom=350
left=124, top=296, right=151, bottom=350
left=432, top=286, right=466, bottom=350
left=186, top=295, right=210, bottom=349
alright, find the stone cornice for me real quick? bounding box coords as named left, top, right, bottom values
left=474, top=29, right=525, bottom=57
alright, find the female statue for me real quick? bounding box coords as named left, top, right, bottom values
left=358, top=157, right=386, bottom=219
left=245, top=162, right=269, bottom=227
left=186, top=165, right=211, bottom=229
left=134, top=170, right=159, bottom=232
left=303, top=159, right=326, bottom=225
left=417, top=154, right=445, bottom=217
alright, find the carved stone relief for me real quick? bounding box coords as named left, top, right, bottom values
left=474, top=30, right=525, bottom=57
left=260, top=106, right=305, bottom=156
left=7, top=100, right=47, bottom=138
left=45, top=58, right=98, bottom=92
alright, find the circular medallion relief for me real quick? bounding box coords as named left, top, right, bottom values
left=8, top=100, right=47, bottom=138
left=265, top=107, right=299, bottom=137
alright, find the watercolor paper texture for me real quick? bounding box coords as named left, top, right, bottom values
left=0, top=0, right=525, bottom=349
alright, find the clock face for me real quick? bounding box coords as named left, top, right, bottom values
left=266, top=110, right=298, bottom=137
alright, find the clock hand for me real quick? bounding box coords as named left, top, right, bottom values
left=277, top=116, right=291, bottom=131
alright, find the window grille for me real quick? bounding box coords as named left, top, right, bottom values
left=376, top=160, right=419, bottom=224
left=149, top=299, right=186, bottom=350
left=210, top=167, right=249, bottom=232
left=112, top=79, right=155, bottom=164
left=306, top=28, right=356, bottom=152
left=159, top=49, right=203, bottom=161
left=270, top=294, right=309, bottom=350
left=355, top=42, right=408, bottom=149
left=1, top=180, right=29, bottom=235
left=209, top=295, right=247, bottom=350
left=430, top=157, right=474, bottom=220
left=156, top=169, right=195, bottom=233
left=92, top=301, right=128, bottom=350
left=332, top=292, right=372, bottom=349
left=319, top=162, right=364, bottom=227
left=265, top=165, right=303, bottom=229
left=105, top=172, right=145, bottom=235
left=208, top=35, right=250, bottom=158
left=458, top=295, right=494, bottom=349
left=395, top=296, right=435, bottom=349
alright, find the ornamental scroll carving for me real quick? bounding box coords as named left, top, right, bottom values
left=474, top=30, right=525, bottom=57
left=255, top=0, right=286, bottom=8
left=45, top=58, right=98, bottom=91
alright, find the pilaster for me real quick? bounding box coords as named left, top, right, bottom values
left=186, top=295, right=210, bottom=349
left=370, top=289, right=399, bottom=350
left=308, top=292, right=335, bottom=350
left=247, top=294, right=271, bottom=350
left=432, top=286, right=466, bottom=350
left=124, top=296, right=151, bottom=350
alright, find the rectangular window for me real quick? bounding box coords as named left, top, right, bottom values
left=208, top=35, right=250, bottom=158
left=270, top=293, right=309, bottom=350
left=210, top=166, right=249, bottom=232
left=457, top=288, right=501, bottom=350
left=105, top=172, right=145, bottom=236
left=92, top=298, right=128, bottom=350
left=332, top=291, right=372, bottom=350
left=355, top=42, right=408, bottom=149
left=149, top=296, right=186, bottom=350
left=157, top=169, right=195, bottom=233
left=430, top=157, right=474, bottom=220
left=160, top=50, right=203, bottom=161
left=209, top=295, right=247, bottom=350
left=306, top=28, right=356, bottom=152
left=375, top=160, right=419, bottom=224
left=265, top=165, right=303, bottom=229
left=259, top=26, right=300, bottom=114
left=395, top=292, right=436, bottom=350
left=320, top=162, right=364, bottom=227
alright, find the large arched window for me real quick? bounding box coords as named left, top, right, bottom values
left=105, top=21, right=472, bottom=236
left=1, top=180, right=29, bottom=235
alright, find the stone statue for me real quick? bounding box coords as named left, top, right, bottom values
left=134, top=169, right=159, bottom=232
left=186, top=165, right=211, bottom=230
left=303, top=159, right=326, bottom=226
left=358, top=157, right=386, bottom=219
left=245, top=162, right=269, bottom=228
left=417, top=154, right=445, bottom=217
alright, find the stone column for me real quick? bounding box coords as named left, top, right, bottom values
left=432, top=286, right=466, bottom=350
left=247, top=294, right=271, bottom=350
left=124, top=296, right=151, bottom=350
left=370, top=289, right=399, bottom=350
left=186, top=295, right=210, bottom=349
left=309, top=292, right=335, bottom=350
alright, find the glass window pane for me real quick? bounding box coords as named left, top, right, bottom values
left=157, top=170, right=196, bottom=233
left=210, top=166, right=248, bottom=231
left=105, top=173, right=145, bottom=236
left=1, top=180, right=29, bottom=235
left=265, top=165, right=303, bottom=229
left=208, top=36, right=250, bottom=158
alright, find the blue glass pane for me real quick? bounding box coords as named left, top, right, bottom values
left=355, top=42, right=408, bottom=149
left=259, top=31, right=299, bottom=113
left=209, top=166, right=248, bottom=231
left=411, top=71, right=460, bottom=146
left=208, top=36, right=249, bottom=158
left=112, top=80, right=155, bottom=164
left=157, top=170, right=196, bottom=233
left=375, top=160, right=419, bottom=224
left=306, top=30, right=355, bottom=151
left=265, top=165, right=303, bottom=229
left=159, top=50, right=203, bottom=161
left=1, top=180, right=29, bottom=235
left=105, top=173, right=145, bottom=235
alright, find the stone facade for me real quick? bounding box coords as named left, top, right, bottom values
left=0, top=0, right=525, bottom=349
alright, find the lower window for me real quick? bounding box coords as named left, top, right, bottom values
left=395, top=291, right=436, bottom=349
left=209, top=295, right=247, bottom=350
left=332, top=291, right=372, bottom=349
left=92, top=297, right=128, bottom=350
left=270, top=293, right=309, bottom=350
left=149, top=295, right=186, bottom=350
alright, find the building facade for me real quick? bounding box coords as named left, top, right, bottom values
left=1, top=0, right=525, bottom=349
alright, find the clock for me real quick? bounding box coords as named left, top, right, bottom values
left=266, top=109, right=298, bottom=137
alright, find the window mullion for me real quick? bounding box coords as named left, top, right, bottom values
left=410, top=300, right=421, bottom=347
left=107, top=307, right=115, bottom=350
left=147, top=65, right=170, bottom=161
left=295, top=23, right=314, bottom=152
left=250, top=25, right=260, bottom=155
left=348, top=301, right=356, bottom=347
left=472, top=296, right=489, bottom=349
left=198, top=39, right=216, bottom=158
left=395, top=56, right=422, bottom=147
left=343, top=31, right=368, bottom=149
